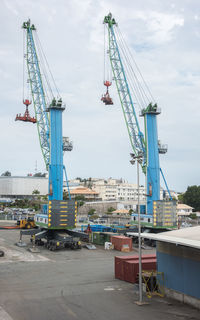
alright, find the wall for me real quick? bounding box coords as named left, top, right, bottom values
left=78, top=201, right=118, bottom=215
left=157, top=241, right=200, bottom=300
left=0, top=177, right=48, bottom=197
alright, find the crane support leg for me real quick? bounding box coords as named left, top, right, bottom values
left=47, top=100, right=65, bottom=201
left=144, top=112, right=160, bottom=215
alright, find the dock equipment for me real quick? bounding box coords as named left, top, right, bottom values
left=16, top=20, right=87, bottom=249
left=103, top=13, right=177, bottom=229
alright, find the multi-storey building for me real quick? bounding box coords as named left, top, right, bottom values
left=92, top=178, right=146, bottom=202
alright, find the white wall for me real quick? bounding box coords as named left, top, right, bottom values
left=0, top=177, right=48, bottom=196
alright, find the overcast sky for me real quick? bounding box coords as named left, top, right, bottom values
left=0, top=0, right=200, bottom=192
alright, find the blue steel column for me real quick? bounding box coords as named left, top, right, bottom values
left=48, top=100, right=65, bottom=201
left=144, top=112, right=160, bottom=214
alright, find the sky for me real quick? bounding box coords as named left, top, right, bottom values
left=0, top=0, right=200, bottom=192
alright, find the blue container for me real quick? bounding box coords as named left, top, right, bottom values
left=42, top=204, right=48, bottom=214
left=140, top=205, right=146, bottom=214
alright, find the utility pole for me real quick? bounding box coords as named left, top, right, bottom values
left=130, top=152, right=143, bottom=304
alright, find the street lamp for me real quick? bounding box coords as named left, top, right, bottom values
left=130, top=152, right=143, bottom=304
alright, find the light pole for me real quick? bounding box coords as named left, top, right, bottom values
left=130, top=152, right=143, bottom=304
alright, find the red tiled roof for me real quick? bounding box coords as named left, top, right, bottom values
left=70, top=187, right=98, bottom=195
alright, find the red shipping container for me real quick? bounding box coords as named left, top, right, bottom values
left=111, top=235, right=132, bottom=252
left=115, top=254, right=156, bottom=280
left=124, top=259, right=157, bottom=284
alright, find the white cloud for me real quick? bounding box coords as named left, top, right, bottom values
left=136, top=10, right=184, bottom=44
left=3, top=0, right=19, bottom=16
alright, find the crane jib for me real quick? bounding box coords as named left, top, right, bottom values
left=107, top=24, right=146, bottom=170
left=25, top=23, right=50, bottom=169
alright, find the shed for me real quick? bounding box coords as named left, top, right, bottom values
left=127, top=226, right=200, bottom=309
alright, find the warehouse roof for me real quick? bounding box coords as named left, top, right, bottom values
left=127, top=226, right=200, bottom=250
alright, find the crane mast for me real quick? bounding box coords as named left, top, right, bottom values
left=104, top=13, right=176, bottom=224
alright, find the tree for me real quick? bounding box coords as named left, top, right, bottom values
left=1, top=171, right=11, bottom=176
left=90, top=214, right=99, bottom=220
left=181, top=185, right=200, bottom=212
left=190, top=213, right=197, bottom=220
left=75, top=195, right=85, bottom=207
left=88, top=208, right=96, bottom=216
left=32, top=189, right=40, bottom=195
left=178, top=193, right=184, bottom=203
left=63, top=191, right=69, bottom=200
left=106, top=207, right=115, bottom=215
left=32, top=189, right=41, bottom=201
left=33, top=172, right=46, bottom=177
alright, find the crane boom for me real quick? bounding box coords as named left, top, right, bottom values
left=23, top=20, right=50, bottom=169
left=104, top=14, right=146, bottom=172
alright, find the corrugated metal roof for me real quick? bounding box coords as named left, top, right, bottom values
left=127, top=226, right=200, bottom=250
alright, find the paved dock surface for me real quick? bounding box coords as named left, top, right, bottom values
left=0, top=229, right=199, bottom=320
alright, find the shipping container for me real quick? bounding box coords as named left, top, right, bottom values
left=115, top=254, right=156, bottom=280
left=123, top=259, right=157, bottom=284
left=111, top=235, right=132, bottom=251
left=92, top=232, right=116, bottom=245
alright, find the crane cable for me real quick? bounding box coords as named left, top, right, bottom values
left=23, top=30, right=31, bottom=103
left=116, top=27, right=149, bottom=110
left=34, top=33, right=53, bottom=105
left=104, top=24, right=112, bottom=83
left=118, top=26, right=156, bottom=104
left=22, top=30, right=25, bottom=102
left=117, top=26, right=153, bottom=106
left=117, top=34, right=146, bottom=110
left=36, top=33, right=60, bottom=99
left=35, top=32, right=60, bottom=102
left=103, top=24, right=105, bottom=83
left=114, top=27, right=147, bottom=110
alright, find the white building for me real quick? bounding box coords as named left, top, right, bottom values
left=177, top=204, right=193, bottom=217
left=0, top=176, right=48, bottom=199
left=92, top=178, right=146, bottom=202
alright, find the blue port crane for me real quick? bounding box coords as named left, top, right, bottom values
left=16, top=20, right=86, bottom=251
left=16, top=20, right=82, bottom=235
left=103, top=13, right=175, bottom=224
left=20, top=19, right=73, bottom=203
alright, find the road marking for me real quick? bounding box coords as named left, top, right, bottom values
left=104, top=287, right=115, bottom=291
left=0, top=306, right=13, bottom=320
